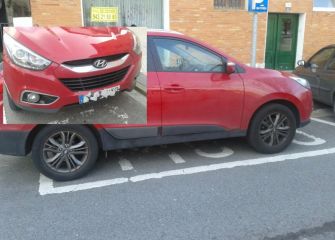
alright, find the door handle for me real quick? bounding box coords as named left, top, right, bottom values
left=164, top=84, right=185, bottom=93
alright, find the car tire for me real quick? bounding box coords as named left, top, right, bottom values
left=247, top=103, right=297, bottom=154
left=32, top=125, right=99, bottom=181
left=6, top=88, right=21, bottom=111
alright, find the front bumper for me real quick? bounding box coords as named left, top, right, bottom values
left=3, top=52, right=142, bottom=112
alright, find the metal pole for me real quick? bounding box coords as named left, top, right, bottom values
left=251, top=12, right=258, bottom=67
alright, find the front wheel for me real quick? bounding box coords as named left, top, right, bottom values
left=247, top=104, right=297, bottom=154
left=32, top=125, right=99, bottom=181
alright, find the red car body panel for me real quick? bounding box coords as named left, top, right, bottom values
left=3, top=27, right=142, bottom=111
left=240, top=68, right=313, bottom=130
left=147, top=31, right=312, bottom=130
left=0, top=30, right=313, bottom=156
left=157, top=72, right=244, bottom=130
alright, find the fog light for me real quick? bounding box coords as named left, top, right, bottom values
left=21, top=91, right=59, bottom=105
left=27, top=93, right=40, bottom=103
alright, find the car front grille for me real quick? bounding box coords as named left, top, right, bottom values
left=63, top=53, right=128, bottom=66
left=59, top=66, right=130, bottom=92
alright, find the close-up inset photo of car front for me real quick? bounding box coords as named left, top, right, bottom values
left=2, top=26, right=147, bottom=124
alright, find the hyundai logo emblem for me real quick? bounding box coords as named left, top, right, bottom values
left=93, top=59, right=108, bottom=69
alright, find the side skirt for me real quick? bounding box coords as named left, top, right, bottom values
left=99, top=127, right=246, bottom=151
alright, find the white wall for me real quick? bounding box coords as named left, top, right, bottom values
left=163, top=0, right=170, bottom=29
left=296, top=13, right=306, bottom=66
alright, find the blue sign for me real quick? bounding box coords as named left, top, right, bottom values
left=248, top=0, right=268, bottom=12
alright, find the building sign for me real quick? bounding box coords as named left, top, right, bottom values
left=248, top=0, right=268, bottom=12
left=91, top=7, right=118, bottom=22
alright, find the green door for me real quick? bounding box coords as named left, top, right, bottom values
left=265, top=13, right=299, bottom=70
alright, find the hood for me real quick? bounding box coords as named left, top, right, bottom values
left=245, top=66, right=296, bottom=79
left=4, top=27, right=135, bottom=64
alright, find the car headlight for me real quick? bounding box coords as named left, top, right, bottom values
left=3, top=33, right=51, bottom=71
left=290, top=76, right=311, bottom=89
left=131, top=32, right=142, bottom=55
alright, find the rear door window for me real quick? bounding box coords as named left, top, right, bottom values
left=326, top=56, right=335, bottom=71
left=309, top=48, right=335, bottom=68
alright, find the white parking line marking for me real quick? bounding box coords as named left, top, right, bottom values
left=195, top=146, right=234, bottom=159
left=312, top=117, right=335, bottom=127
left=39, top=174, right=128, bottom=196
left=118, top=158, right=134, bottom=171
left=293, top=130, right=326, bottom=146
left=169, top=152, right=186, bottom=164
left=39, top=147, right=335, bottom=196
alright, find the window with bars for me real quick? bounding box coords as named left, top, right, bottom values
left=214, top=0, right=246, bottom=9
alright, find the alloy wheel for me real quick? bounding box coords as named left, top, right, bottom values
left=42, top=131, right=89, bottom=173
left=259, top=112, right=290, bottom=146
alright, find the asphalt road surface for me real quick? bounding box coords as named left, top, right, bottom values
left=0, top=104, right=335, bottom=240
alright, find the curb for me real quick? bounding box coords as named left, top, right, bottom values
left=135, top=83, right=147, bottom=96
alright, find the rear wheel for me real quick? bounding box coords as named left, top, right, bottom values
left=6, top=88, right=21, bottom=111
left=247, top=104, right=297, bottom=154
left=32, top=125, right=99, bottom=181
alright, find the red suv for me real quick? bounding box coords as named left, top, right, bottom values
left=2, top=27, right=142, bottom=112
left=0, top=30, right=313, bottom=181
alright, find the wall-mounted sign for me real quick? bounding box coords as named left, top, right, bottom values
left=248, top=0, right=268, bottom=12
left=91, top=7, right=118, bottom=22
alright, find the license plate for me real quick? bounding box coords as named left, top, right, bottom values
left=79, top=85, right=120, bottom=104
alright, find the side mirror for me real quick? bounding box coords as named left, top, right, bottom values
left=226, top=62, right=236, bottom=74
left=297, top=60, right=305, bottom=67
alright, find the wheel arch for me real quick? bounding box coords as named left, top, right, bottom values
left=247, top=99, right=300, bottom=133
left=25, top=124, right=103, bottom=154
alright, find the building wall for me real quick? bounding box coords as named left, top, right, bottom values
left=169, top=0, right=267, bottom=65
left=303, top=12, right=335, bottom=59
left=269, top=0, right=335, bottom=60
left=29, top=0, right=335, bottom=64
left=170, top=0, right=335, bottom=65
left=30, top=0, right=82, bottom=26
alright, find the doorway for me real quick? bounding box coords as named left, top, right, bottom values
left=265, top=13, right=299, bottom=70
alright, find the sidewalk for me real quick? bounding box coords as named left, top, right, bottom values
left=135, top=73, right=147, bottom=96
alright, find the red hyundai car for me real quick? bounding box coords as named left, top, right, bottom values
left=0, top=30, right=313, bottom=181
left=2, top=27, right=142, bottom=112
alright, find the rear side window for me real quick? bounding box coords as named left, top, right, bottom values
left=327, top=56, right=335, bottom=71
left=152, top=38, right=225, bottom=73
left=309, top=48, right=335, bottom=68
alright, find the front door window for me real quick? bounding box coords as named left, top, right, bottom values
left=153, top=38, right=225, bottom=73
